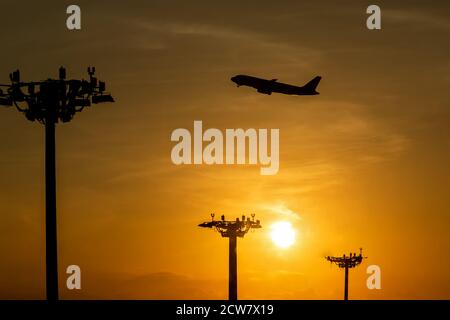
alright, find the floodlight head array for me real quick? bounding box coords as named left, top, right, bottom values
left=0, top=67, right=114, bottom=124
left=199, top=213, right=262, bottom=238
left=326, top=248, right=366, bottom=269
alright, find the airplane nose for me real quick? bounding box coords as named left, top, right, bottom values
left=230, top=76, right=241, bottom=87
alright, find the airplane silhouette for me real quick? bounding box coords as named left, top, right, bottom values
left=231, top=75, right=321, bottom=96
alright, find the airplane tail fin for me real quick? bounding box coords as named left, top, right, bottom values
left=303, top=76, right=321, bottom=93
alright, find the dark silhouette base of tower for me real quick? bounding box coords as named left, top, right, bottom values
left=45, top=113, right=58, bottom=300
left=326, top=248, right=366, bottom=300
left=229, top=234, right=237, bottom=300
left=199, top=214, right=261, bottom=300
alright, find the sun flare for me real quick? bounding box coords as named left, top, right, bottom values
left=270, top=221, right=296, bottom=248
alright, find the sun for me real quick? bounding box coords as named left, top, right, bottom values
left=270, top=221, right=296, bottom=248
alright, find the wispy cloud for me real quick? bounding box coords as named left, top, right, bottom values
left=133, top=20, right=322, bottom=70
left=386, top=9, right=450, bottom=31
left=260, top=202, right=301, bottom=220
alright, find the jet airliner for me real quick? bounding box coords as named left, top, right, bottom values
left=231, top=75, right=321, bottom=95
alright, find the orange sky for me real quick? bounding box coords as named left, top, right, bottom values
left=1, top=0, right=450, bottom=299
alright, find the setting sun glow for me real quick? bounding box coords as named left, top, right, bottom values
left=270, top=221, right=296, bottom=248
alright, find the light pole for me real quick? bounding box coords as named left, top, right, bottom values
left=326, top=248, right=366, bottom=300
left=0, top=67, right=114, bottom=300
left=199, top=213, right=261, bottom=300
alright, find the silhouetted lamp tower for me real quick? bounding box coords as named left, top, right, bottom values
left=0, top=67, right=114, bottom=300
left=326, top=248, right=366, bottom=300
left=199, top=213, right=261, bottom=300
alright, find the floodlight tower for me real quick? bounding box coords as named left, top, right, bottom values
left=0, top=67, right=114, bottom=300
left=199, top=213, right=262, bottom=300
left=326, top=248, right=366, bottom=300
